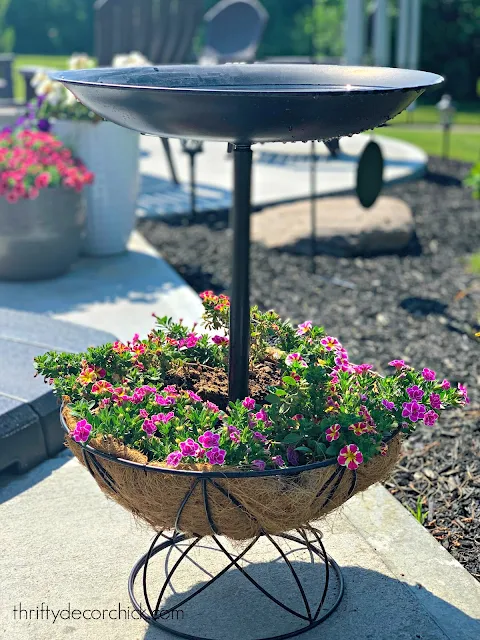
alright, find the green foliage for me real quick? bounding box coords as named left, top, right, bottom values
left=0, top=0, right=14, bottom=53
left=406, top=496, right=428, bottom=525
left=464, top=162, right=480, bottom=199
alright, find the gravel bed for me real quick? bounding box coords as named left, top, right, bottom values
left=139, top=157, right=480, bottom=579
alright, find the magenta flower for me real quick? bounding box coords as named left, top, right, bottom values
left=296, top=320, right=312, bottom=336
left=155, top=394, right=176, bottom=406
left=272, top=455, right=285, bottom=467
left=388, top=359, right=405, bottom=369
left=440, top=379, right=451, bottom=390
left=321, top=336, right=340, bottom=351
left=228, top=425, right=241, bottom=444
left=255, top=408, right=271, bottom=425
left=402, top=401, right=426, bottom=423
left=187, top=390, right=202, bottom=403
left=422, top=368, right=436, bottom=381
left=142, top=419, right=157, bottom=437
left=211, top=334, right=229, bottom=345
left=429, top=393, right=441, bottom=410
left=251, top=460, right=266, bottom=471
left=253, top=431, right=267, bottom=443
left=206, top=447, right=226, bottom=465
left=205, top=400, right=220, bottom=413
left=287, top=446, right=299, bottom=466
left=406, top=385, right=424, bottom=401
left=139, top=409, right=149, bottom=418
left=457, top=383, right=470, bottom=405
left=354, top=364, right=373, bottom=374
left=72, top=418, right=92, bottom=443
left=242, top=397, right=256, bottom=410
left=164, top=385, right=178, bottom=396
left=423, top=410, right=439, bottom=427
left=152, top=411, right=174, bottom=424
left=381, top=399, right=396, bottom=411
left=166, top=451, right=183, bottom=467
left=325, top=423, right=341, bottom=442
left=198, top=431, right=220, bottom=449
left=337, top=444, right=364, bottom=470
left=179, top=438, right=200, bottom=457
left=285, top=353, right=307, bottom=367
left=292, top=414, right=304, bottom=421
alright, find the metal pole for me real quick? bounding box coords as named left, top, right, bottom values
left=189, top=152, right=196, bottom=220
left=228, top=144, right=252, bottom=402
left=310, top=140, right=317, bottom=274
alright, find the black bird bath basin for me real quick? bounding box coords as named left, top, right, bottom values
left=53, top=64, right=443, bottom=640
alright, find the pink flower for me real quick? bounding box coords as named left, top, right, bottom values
left=406, top=385, right=424, bottom=402
left=242, top=397, right=255, bottom=410
left=206, top=447, right=226, bottom=465
left=251, top=460, right=266, bottom=471
left=187, top=390, right=202, bottom=403
left=255, top=408, right=271, bottom=425
left=381, top=399, right=396, bottom=411
left=228, top=425, right=241, bottom=443
left=166, top=451, right=183, bottom=467
left=422, top=368, right=436, bottom=381
left=321, top=336, right=341, bottom=351
left=440, top=379, right=451, bottom=390
left=325, top=424, right=341, bottom=442
left=184, top=333, right=200, bottom=348
left=457, top=383, right=470, bottom=405
left=91, top=380, right=114, bottom=395
left=164, top=385, right=178, bottom=396
left=198, top=431, right=220, bottom=449
left=139, top=409, right=149, bottom=418
left=155, top=394, right=176, bottom=406
left=296, top=320, right=312, bottom=336
left=292, top=414, right=303, bottom=421
left=285, top=353, right=307, bottom=367
left=388, top=359, right=405, bottom=369
left=253, top=431, right=267, bottom=443
left=402, top=401, right=426, bottom=423
left=429, top=393, right=441, bottom=410
left=211, top=335, right=229, bottom=345
left=354, top=364, right=373, bottom=374
left=142, top=419, right=157, bottom=437
left=205, top=401, right=220, bottom=413
left=348, top=422, right=368, bottom=436
left=72, top=418, right=92, bottom=443
left=423, top=410, right=439, bottom=427
left=271, top=455, right=285, bottom=467
left=179, top=438, right=200, bottom=457
left=337, top=444, right=364, bottom=470
left=380, top=443, right=388, bottom=457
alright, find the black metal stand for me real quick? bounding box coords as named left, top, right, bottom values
left=309, top=140, right=317, bottom=274
left=228, top=144, right=253, bottom=402
left=128, top=528, right=344, bottom=640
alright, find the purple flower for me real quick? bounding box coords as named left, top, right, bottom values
left=205, top=400, right=220, bottom=413
left=72, top=418, right=92, bottom=443
left=271, top=455, right=285, bottom=467
left=211, top=334, right=229, bottom=345
left=440, top=379, right=451, bottom=390
left=429, top=393, right=441, bottom=410
left=179, top=438, right=200, bottom=457
left=142, top=419, right=157, bottom=437
left=406, top=385, right=424, bottom=401
left=255, top=408, right=271, bottom=425
left=381, top=399, right=396, bottom=411
left=388, top=359, right=405, bottom=369
left=422, top=368, right=436, bottom=381
left=187, top=390, right=202, bottom=403
left=457, top=383, right=470, bottom=405
left=251, top=460, right=266, bottom=471
left=166, top=451, right=183, bottom=467
left=37, top=118, right=51, bottom=132
left=423, top=410, right=439, bottom=427
left=198, top=430, right=220, bottom=449
left=152, top=411, right=174, bottom=424
left=206, top=447, right=226, bottom=465
left=402, top=401, right=426, bottom=423
left=253, top=431, right=267, bottom=443
left=287, top=446, right=299, bottom=466
left=242, top=397, right=256, bottom=410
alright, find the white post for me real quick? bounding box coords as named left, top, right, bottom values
left=409, top=0, right=422, bottom=69
left=396, top=0, right=409, bottom=68
left=345, top=0, right=365, bottom=65
left=373, top=0, right=390, bottom=67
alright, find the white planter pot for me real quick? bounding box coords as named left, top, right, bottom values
left=53, top=120, right=140, bottom=256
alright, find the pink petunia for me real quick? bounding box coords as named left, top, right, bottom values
left=321, top=336, right=341, bottom=351
left=198, top=431, right=220, bottom=449
left=422, top=368, right=436, bottom=381
left=72, top=419, right=92, bottom=443
left=325, top=424, right=341, bottom=442
left=423, top=410, right=439, bottom=427
left=166, top=451, right=183, bottom=467
left=251, top=460, right=266, bottom=471
left=296, top=320, right=312, bottom=336
left=388, top=359, right=405, bottom=369
left=285, top=353, right=307, bottom=368
left=242, top=397, right=256, bottom=410
left=337, top=444, right=364, bottom=470
left=206, top=447, right=226, bottom=465
left=179, top=438, right=200, bottom=457
left=187, top=390, right=203, bottom=403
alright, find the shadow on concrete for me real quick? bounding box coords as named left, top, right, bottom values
left=0, top=449, right=72, bottom=505
left=142, top=558, right=479, bottom=640
left=0, top=249, right=184, bottom=316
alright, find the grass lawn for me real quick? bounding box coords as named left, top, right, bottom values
left=375, top=126, right=480, bottom=164
left=13, top=55, right=72, bottom=102
left=390, top=102, right=480, bottom=126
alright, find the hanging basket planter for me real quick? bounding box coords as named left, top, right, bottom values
left=62, top=405, right=402, bottom=540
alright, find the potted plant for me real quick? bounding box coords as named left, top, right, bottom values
left=24, top=53, right=150, bottom=257
left=0, top=129, right=93, bottom=280
left=34, top=292, right=468, bottom=540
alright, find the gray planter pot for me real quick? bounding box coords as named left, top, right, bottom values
left=0, top=188, right=85, bottom=281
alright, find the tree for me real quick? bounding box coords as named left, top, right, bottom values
left=0, top=0, right=15, bottom=53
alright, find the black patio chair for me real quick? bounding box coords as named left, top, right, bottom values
left=200, top=0, right=269, bottom=64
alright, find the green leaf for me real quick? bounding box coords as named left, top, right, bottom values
left=326, top=443, right=341, bottom=456
left=282, top=376, right=297, bottom=386
left=294, top=446, right=312, bottom=453
left=275, top=388, right=287, bottom=396
left=265, top=394, right=281, bottom=405
left=315, top=442, right=327, bottom=454
left=283, top=433, right=301, bottom=444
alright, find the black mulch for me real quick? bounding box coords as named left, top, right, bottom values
left=139, top=157, right=480, bottom=580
